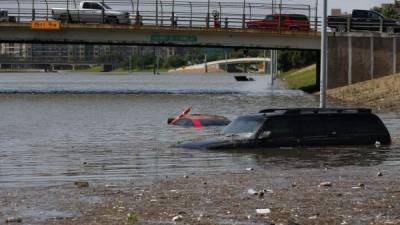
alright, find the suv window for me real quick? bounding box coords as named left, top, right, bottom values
left=289, top=15, right=308, bottom=21
left=263, top=117, right=295, bottom=138
left=353, top=10, right=369, bottom=18
left=265, top=15, right=273, bottom=20
left=300, top=115, right=326, bottom=137
left=368, top=11, right=382, bottom=19
left=83, top=2, right=103, bottom=10
left=325, top=114, right=385, bottom=135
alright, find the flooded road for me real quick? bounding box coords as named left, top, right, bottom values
left=1, top=72, right=400, bottom=225
left=0, top=72, right=400, bottom=188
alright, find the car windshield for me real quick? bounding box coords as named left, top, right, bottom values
left=100, top=3, right=112, bottom=9
left=223, top=116, right=264, bottom=136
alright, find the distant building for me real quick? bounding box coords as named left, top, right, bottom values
left=0, top=43, right=31, bottom=59
left=331, top=9, right=343, bottom=16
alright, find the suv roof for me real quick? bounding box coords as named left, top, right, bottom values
left=259, top=108, right=372, bottom=115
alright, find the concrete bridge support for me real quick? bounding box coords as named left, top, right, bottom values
left=328, top=33, right=400, bottom=89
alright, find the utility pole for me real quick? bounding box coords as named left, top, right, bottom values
left=320, top=0, right=327, bottom=108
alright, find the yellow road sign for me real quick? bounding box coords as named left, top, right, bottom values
left=31, top=21, right=60, bottom=30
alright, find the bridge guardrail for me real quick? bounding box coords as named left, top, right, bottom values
left=0, top=0, right=322, bottom=33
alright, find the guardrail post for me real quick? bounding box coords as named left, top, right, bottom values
left=16, top=0, right=20, bottom=22
left=155, top=0, right=158, bottom=26
left=129, top=0, right=134, bottom=24
left=32, top=0, right=35, bottom=21
left=314, top=0, right=318, bottom=32
left=278, top=0, right=282, bottom=33
left=219, top=2, right=222, bottom=25
left=242, top=0, right=246, bottom=29
left=248, top=3, right=252, bottom=20
left=44, top=0, right=48, bottom=20
left=135, top=0, right=140, bottom=25
left=73, top=0, right=79, bottom=22
left=207, top=0, right=210, bottom=28
left=66, top=0, right=70, bottom=23
left=171, top=0, right=175, bottom=27
left=160, top=0, right=163, bottom=26
left=189, top=2, right=192, bottom=28
left=102, top=0, right=105, bottom=23
left=347, top=17, right=351, bottom=32
left=272, top=0, right=274, bottom=14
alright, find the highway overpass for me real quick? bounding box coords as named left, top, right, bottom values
left=0, top=23, right=321, bottom=50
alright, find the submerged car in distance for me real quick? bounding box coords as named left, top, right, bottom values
left=168, top=107, right=230, bottom=128
left=246, top=14, right=310, bottom=31
left=176, top=108, right=391, bottom=150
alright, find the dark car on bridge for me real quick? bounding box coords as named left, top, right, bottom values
left=328, top=10, right=400, bottom=33
left=176, top=108, right=391, bottom=150
left=246, top=14, right=310, bottom=31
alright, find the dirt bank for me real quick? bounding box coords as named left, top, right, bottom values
left=327, top=73, right=400, bottom=111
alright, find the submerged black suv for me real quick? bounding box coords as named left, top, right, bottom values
left=176, top=108, right=391, bottom=150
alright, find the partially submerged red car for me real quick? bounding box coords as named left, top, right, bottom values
left=246, top=14, right=310, bottom=31
left=168, top=107, right=230, bottom=128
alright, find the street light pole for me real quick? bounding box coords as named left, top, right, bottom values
left=320, top=0, right=327, bottom=108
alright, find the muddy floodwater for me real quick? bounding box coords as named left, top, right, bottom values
left=0, top=72, right=400, bottom=225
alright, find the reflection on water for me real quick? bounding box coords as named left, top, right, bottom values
left=0, top=72, right=399, bottom=187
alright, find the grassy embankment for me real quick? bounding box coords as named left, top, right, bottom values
left=277, top=64, right=317, bottom=92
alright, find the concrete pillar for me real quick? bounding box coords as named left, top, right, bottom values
left=370, top=36, right=374, bottom=80
left=348, top=36, right=352, bottom=85
left=393, top=37, right=397, bottom=74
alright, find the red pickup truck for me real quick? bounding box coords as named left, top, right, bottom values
left=246, top=14, right=310, bottom=31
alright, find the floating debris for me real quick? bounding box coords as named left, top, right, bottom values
left=319, top=182, right=332, bottom=187
left=255, top=208, right=271, bottom=215
left=5, top=217, right=22, bottom=223
left=74, top=181, right=89, bottom=188
left=172, top=215, right=183, bottom=222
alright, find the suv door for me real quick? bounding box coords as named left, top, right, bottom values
left=259, top=116, right=299, bottom=148
left=299, top=115, right=329, bottom=147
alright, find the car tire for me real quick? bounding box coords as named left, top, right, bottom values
left=386, top=26, right=394, bottom=34
left=106, top=17, right=119, bottom=24
left=289, top=27, right=300, bottom=31
left=59, top=14, right=68, bottom=23
left=337, top=25, right=347, bottom=33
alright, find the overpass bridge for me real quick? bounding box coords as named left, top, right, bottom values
left=0, top=23, right=321, bottom=50
left=171, top=57, right=271, bottom=73
left=0, top=0, right=321, bottom=50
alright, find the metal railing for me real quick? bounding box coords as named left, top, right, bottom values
left=0, top=0, right=321, bottom=33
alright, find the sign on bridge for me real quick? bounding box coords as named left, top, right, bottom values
left=31, top=21, right=60, bottom=30
left=150, top=34, right=197, bottom=43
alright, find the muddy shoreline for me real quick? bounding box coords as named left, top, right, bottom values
left=2, top=162, right=399, bottom=225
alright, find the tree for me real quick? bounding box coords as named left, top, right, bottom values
left=372, top=4, right=400, bottom=19
left=278, top=50, right=318, bottom=72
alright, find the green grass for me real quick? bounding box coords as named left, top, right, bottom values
left=278, top=65, right=317, bottom=92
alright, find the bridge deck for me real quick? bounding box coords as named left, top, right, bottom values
left=0, top=22, right=321, bottom=50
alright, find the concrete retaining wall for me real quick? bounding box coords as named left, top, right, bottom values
left=328, top=33, right=399, bottom=89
